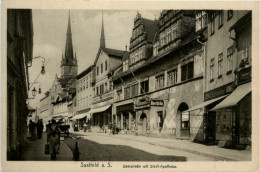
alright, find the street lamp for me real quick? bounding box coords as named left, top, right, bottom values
left=28, top=56, right=46, bottom=75
left=32, top=87, right=37, bottom=97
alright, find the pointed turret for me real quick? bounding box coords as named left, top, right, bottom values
left=100, top=12, right=106, bottom=49
left=65, top=11, right=74, bottom=61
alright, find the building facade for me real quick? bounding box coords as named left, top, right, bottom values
left=113, top=10, right=205, bottom=139
left=7, top=9, right=34, bottom=160
left=204, top=11, right=252, bottom=149
left=39, top=91, right=51, bottom=123
left=89, top=14, right=127, bottom=132
left=72, top=65, right=94, bottom=130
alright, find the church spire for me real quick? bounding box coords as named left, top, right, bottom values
left=100, top=12, right=106, bottom=49
left=65, top=10, right=74, bottom=61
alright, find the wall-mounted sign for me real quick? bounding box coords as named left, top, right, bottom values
left=135, top=96, right=150, bottom=107
left=116, top=103, right=134, bottom=113
left=150, top=99, right=164, bottom=107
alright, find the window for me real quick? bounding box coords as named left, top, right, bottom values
left=124, top=86, right=131, bottom=99
left=96, top=86, right=99, bottom=96
left=117, top=90, right=122, bottom=101
left=227, top=10, right=233, bottom=20
left=105, top=60, right=108, bottom=71
left=167, top=68, right=178, bottom=86
left=210, top=58, right=215, bottom=81
left=86, top=78, right=88, bottom=88
left=196, top=12, right=208, bottom=31
left=218, top=53, right=223, bottom=77
left=156, top=74, right=165, bottom=90
left=181, top=62, right=194, bottom=81
left=100, top=84, right=104, bottom=95
left=96, top=66, right=99, bottom=76
left=181, top=112, right=189, bottom=129
left=140, top=80, right=149, bottom=94
left=227, top=46, right=233, bottom=73
left=131, top=84, right=138, bottom=97
left=210, top=13, right=215, bottom=35
left=158, top=111, right=164, bottom=128
left=101, top=63, right=103, bottom=73
left=218, top=11, right=223, bottom=28
left=105, top=83, right=107, bottom=92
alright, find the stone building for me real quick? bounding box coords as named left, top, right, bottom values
left=39, top=91, right=52, bottom=123
left=71, top=65, right=94, bottom=130
left=113, top=12, right=159, bottom=133
left=89, top=14, right=127, bottom=132
left=113, top=10, right=205, bottom=139
left=7, top=9, right=34, bottom=159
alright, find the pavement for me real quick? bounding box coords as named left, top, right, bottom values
left=20, top=132, right=73, bottom=161
left=70, top=131, right=251, bottom=161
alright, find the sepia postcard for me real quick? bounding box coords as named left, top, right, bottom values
left=1, top=0, right=259, bottom=172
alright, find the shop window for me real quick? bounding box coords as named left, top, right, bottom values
left=158, top=111, right=164, bottom=128
left=167, top=68, right=178, bottom=86
left=181, top=62, right=194, bottom=81
left=181, top=112, right=189, bottom=129
left=155, top=74, right=165, bottom=90
left=218, top=10, right=223, bottom=29
left=124, top=86, right=131, bottom=99
left=227, top=46, right=233, bottom=74
left=210, top=58, right=215, bottom=82
left=218, top=53, right=223, bottom=78
left=140, top=80, right=149, bottom=94
left=227, top=10, right=233, bottom=21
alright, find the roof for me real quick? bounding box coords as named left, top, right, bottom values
left=77, top=65, right=94, bottom=79
left=103, top=48, right=126, bottom=58
left=142, top=18, right=159, bottom=43
left=113, top=30, right=202, bottom=81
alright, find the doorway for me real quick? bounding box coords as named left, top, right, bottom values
left=178, top=102, right=189, bottom=138
left=140, top=113, right=147, bottom=134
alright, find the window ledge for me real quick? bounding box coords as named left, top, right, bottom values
left=226, top=70, right=232, bottom=75
left=210, top=78, right=214, bottom=83
left=218, top=75, right=222, bottom=79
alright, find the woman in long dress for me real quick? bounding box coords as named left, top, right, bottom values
left=47, top=119, right=62, bottom=160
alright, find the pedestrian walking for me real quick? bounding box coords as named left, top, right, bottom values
left=37, top=120, right=44, bottom=139
left=112, top=123, right=115, bottom=135
left=29, top=120, right=36, bottom=141
left=47, top=119, right=62, bottom=160
left=108, top=123, right=112, bottom=135
left=83, top=122, right=87, bottom=133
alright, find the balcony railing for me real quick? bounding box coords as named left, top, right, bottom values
left=92, top=90, right=113, bottom=104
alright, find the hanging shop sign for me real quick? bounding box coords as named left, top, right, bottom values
left=150, top=99, right=164, bottom=107
left=135, top=96, right=150, bottom=109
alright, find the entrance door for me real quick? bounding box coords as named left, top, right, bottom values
left=178, top=103, right=189, bottom=138
left=140, top=113, right=147, bottom=134
left=206, top=111, right=216, bottom=143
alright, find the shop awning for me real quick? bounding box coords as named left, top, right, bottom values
left=184, top=95, right=228, bottom=112
left=70, top=113, right=91, bottom=120
left=88, top=105, right=111, bottom=114
left=53, top=112, right=69, bottom=118
left=212, top=82, right=251, bottom=111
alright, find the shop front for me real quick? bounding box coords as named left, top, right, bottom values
left=212, top=82, right=251, bottom=149
left=89, top=105, right=112, bottom=133
left=115, top=103, right=136, bottom=134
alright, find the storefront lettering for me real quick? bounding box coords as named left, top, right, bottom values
left=150, top=100, right=164, bottom=107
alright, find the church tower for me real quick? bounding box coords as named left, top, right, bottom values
left=100, top=12, right=106, bottom=49
left=61, top=11, right=78, bottom=79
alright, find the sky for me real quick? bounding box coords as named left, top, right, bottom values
left=28, top=10, right=161, bottom=108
